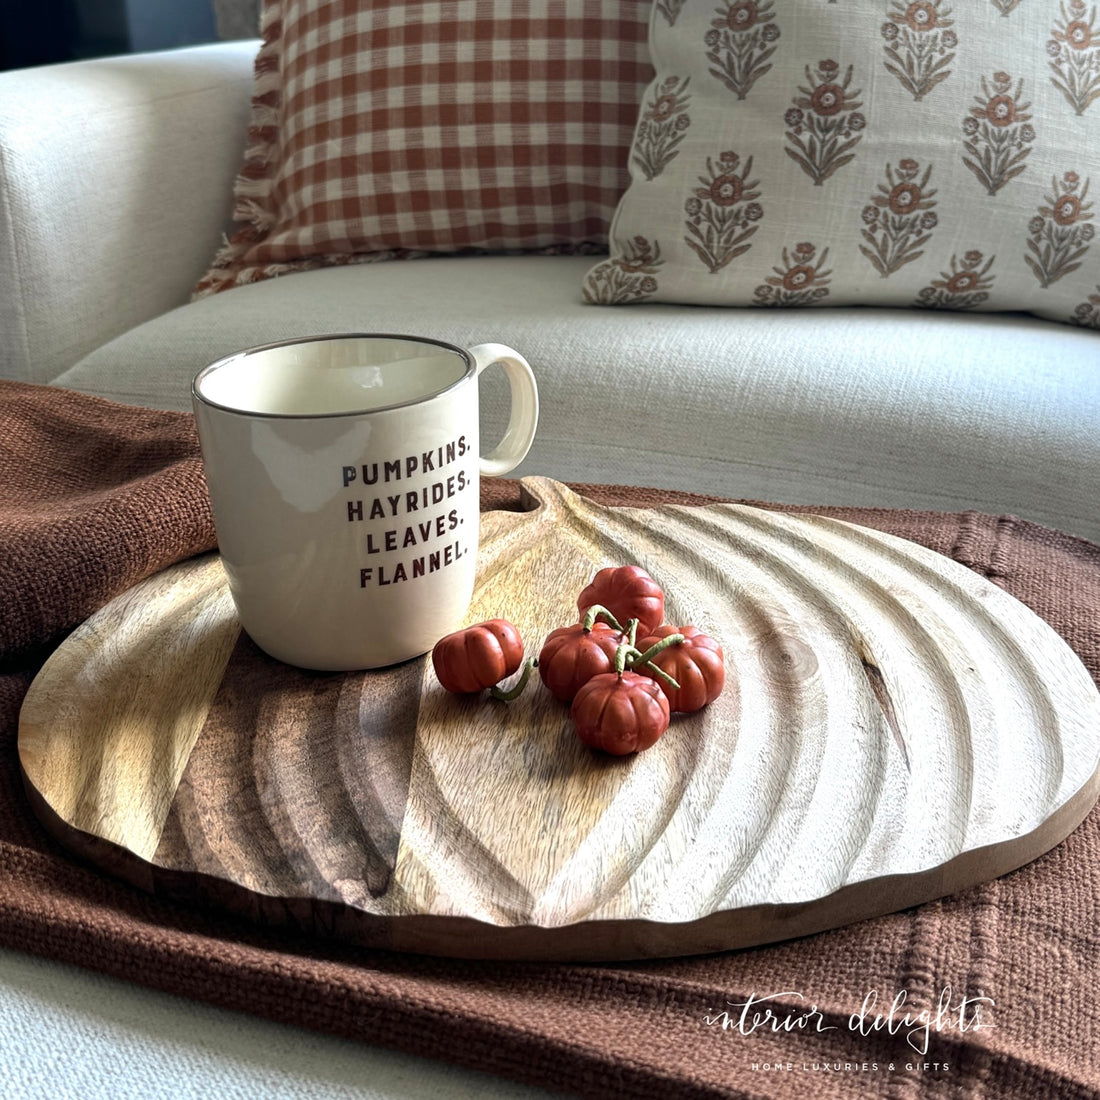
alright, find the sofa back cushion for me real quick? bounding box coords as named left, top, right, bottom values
left=195, top=0, right=654, bottom=296
left=583, top=0, right=1100, bottom=328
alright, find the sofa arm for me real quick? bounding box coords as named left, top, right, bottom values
left=0, top=41, right=258, bottom=385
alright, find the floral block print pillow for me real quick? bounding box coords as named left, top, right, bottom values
left=195, top=0, right=653, bottom=296
left=584, top=0, right=1100, bottom=328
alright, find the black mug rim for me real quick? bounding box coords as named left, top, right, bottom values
left=191, top=332, right=476, bottom=420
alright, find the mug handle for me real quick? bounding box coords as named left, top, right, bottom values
left=468, top=343, right=540, bottom=478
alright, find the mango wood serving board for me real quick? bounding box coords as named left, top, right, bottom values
left=18, top=478, right=1100, bottom=961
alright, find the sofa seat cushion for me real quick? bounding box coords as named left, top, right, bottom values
left=53, top=255, right=1100, bottom=541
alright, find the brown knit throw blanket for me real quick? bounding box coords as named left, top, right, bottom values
left=2, top=380, right=1099, bottom=1099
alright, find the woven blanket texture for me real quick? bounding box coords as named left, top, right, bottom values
left=1, top=379, right=1098, bottom=1099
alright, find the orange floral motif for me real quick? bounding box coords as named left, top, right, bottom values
left=1048, top=1, right=1100, bottom=115
left=916, top=251, right=997, bottom=310
left=785, top=61, right=865, bottom=186
left=726, top=1, right=759, bottom=29
left=1025, top=172, right=1095, bottom=288
left=705, top=0, right=781, bottom=100
left=882, top=0, right=956, bottom=100
left=986, top=93, right=1016, bottom=125
left=1054, top=194, right=1083, bottom=224
left=632, top=76, right=692, bottom=181
left=651, top=96, right=679, bottom=122
left=860, top=160, right=938, bottom=277
left=709, top=175, right=744, bottom=204
left=888, top=162, right=925, bottom=212
left=962, top=72, right=1034, bottom=195
left=684, top=151, right=763, bottom=272
left=753, top=243, right=832, bottom=306
left=811, top=84, right=843, bottom=115
left=1067, top=20, right=1092, bottom=46
left=582, top=237, right=663, bottom=304
left=904, top=2, right=939, bottom=30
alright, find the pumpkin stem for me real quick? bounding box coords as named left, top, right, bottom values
left=635, top=633, right=684, bottom=665
left=630, top=633, right=684, bottom=690
left=490, top=656, right=535, bottom=702
left=581, top=604, right=627, bottom=634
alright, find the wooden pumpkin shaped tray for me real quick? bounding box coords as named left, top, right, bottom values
left=18, top=478, right=1100, bottom=960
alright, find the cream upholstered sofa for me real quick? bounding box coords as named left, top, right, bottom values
left=2, top=40, right=1099, bottom=544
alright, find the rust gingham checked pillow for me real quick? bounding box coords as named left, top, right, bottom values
left=195, top=0, right=654, bottom=296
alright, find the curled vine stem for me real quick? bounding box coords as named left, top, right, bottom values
left=490, top=656, right=536, bottom=702
left=581, top=604, right=628, bottom=634
left=631, top=633, right=685, bottom=690
left=612, top=634, right=684, bottom=690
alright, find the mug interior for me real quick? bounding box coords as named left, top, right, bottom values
left=193, top=335, right=473, bottom=416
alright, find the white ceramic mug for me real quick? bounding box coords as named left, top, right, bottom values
left=192, top=333, right=538, bottom=670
